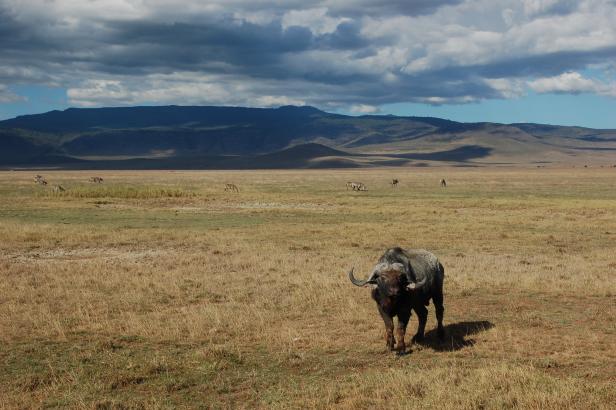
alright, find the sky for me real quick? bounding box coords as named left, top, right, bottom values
left=1, top=0, right=616, bottom=128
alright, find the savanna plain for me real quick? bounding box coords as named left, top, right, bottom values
left=0, top=168, right=615, bottom=409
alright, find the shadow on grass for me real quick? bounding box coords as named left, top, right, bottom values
left=420, top=320, right=495, bottom=352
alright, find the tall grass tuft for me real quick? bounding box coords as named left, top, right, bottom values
left=43, top=185, right=196, bottom=199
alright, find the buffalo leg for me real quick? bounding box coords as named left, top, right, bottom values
left=377, top=305, right=395, bottom=351
left=433, top=291, right=445, bottom=340
left=395, top=310, right=411, bottom=354
left=412, top=304, right=428, bottom=343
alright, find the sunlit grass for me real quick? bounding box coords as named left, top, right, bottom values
left=0, top=168, right=615, bottom=408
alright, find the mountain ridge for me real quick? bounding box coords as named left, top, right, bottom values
left=2, top=105, right=616, bottom=168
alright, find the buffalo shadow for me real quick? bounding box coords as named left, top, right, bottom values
left=418, top=320, right=494, bottom=352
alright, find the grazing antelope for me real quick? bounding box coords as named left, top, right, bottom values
left=440, top=178, right=447, bottom=188
left=224, top=183, right=239, bottom=192
left=391, top=179, right=399, bottom=188
left=349, top=182, right=367, bottom=191
left=34, top=175, right=47, bottom=185
left=89, top=176, right=104, bottom=183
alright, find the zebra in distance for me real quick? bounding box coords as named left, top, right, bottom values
left=224, top=183, right=239, bottom=192
left=34, top=175, right=47, bottom=185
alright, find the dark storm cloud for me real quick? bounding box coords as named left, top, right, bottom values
left=489, top=49, right=616, bottom=78
left=105, top=19, right=313, bottom=52
left=94, top=19, right=314, bottom=74
left=318, top=73, right=504, bottom=105
left=325, top=0, right=464, bottom=17
left=523, top=0, right=580, bottom=17
left=456, top=47, right=616, bottom=80
left=317, top=21, right=369, bottom=50
left=76, top=17, right=373, bottom=81
left=0, top=7, right=49, bottom=51
left=196, top=0, right=464, bottom=17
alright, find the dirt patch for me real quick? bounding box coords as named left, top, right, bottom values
left=5, top=248, right=165, bottom=262
left=235, top=201, right=336, bottom=210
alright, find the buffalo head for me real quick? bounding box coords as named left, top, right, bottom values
left=348, top=262, right=427, bottom=295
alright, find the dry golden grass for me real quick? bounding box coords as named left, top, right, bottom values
left=0, top=168, right=615, bottom=409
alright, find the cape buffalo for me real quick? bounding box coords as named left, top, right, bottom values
left=348, top=247, right=445, bottom=354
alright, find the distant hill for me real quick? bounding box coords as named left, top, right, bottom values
left=2, top=105, right=616, bottom=168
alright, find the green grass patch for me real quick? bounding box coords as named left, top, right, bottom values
left=42, top=185, right=196, bottom=199
left=0, top=207, right=267, bottom=230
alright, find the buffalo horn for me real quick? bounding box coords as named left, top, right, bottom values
left=348, top=267, right=378, bottom=287
left=407, top=276, right=428, bottom=290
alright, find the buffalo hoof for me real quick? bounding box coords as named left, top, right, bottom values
left=411, top=334, right=424, bottom=344
left=395, top=350, right=409, bottom=357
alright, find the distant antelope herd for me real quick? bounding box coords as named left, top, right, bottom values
left=30, top=174, right=450, bottom=195
left=346, top=178, right=448, bottom=191
left=32, top=175, right=106, bottom=192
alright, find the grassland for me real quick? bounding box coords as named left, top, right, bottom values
left=0, top=168, right=615, bottom=409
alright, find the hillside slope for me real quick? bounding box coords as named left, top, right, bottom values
left=2, top=105, right=616, bottom=168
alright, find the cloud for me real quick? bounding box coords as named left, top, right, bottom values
left=528, top=71, right=616, bottom=96
left=349, top=104, right=380, bottom=113
left=282, top=7, right=350, bottom=34
left=1, top=0, right=616, bottom=111
left=66, top=73, right=309, bottom=108
left=484, top=78, right=525, bottom=99
left=0, top=85, right=26, bottom=103
left=323, top=0, right=465, bottom=17
left=528, top=71, right=597, bottom=93
left=521, top=0, right=579, bottom=17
